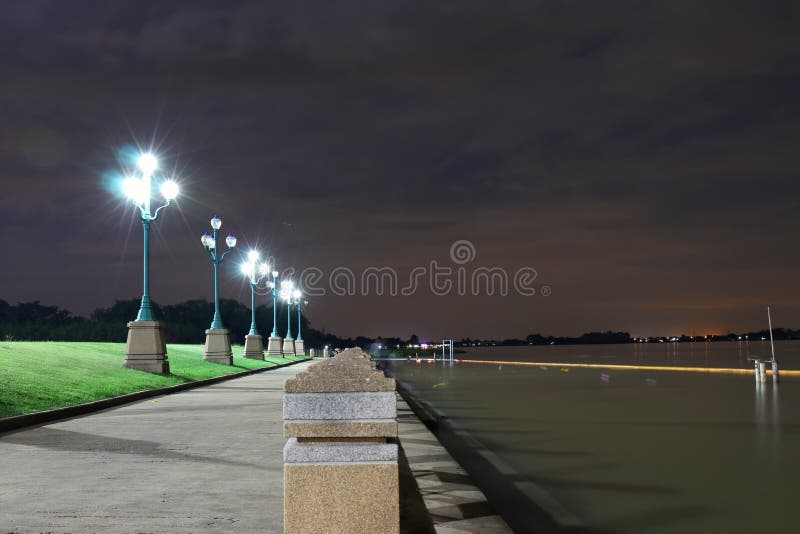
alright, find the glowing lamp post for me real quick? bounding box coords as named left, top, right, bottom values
left=294, top=293, right=308, bottom=356
left=280, top=280, right=297, bottom=356
left=266, top=268, right=284, bottom=356
left=120, top=152, right=179, bottom=374
left=201, top=214, right=237, bottom=364
left=241, top=250, right=269, bottom=360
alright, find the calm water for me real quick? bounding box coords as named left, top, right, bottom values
left=459, top=339, right=800, bottom=369
left=383, top=341, right=799, bottom=533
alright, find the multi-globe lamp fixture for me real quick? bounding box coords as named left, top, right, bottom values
left=200, top=215, right=237, bottom=365
left=279, top=280, right=298, bottom=356
left=240, top=250, right=270, bottom=359
left=120, top=152, right=179, bottom=374
left=295, top=292, right=309, bottom=356
left=265, top=267, right=284, bottom=356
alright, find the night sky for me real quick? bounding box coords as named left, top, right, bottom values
left=2, top=1, right=799, bottom=340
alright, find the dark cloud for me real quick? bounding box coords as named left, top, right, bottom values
left=1, top=0, right=799, bottom=339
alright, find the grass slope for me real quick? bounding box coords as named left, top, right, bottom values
left=0, top=341, right=308, bottom=419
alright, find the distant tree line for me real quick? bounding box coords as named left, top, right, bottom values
left=0, top=298, right=345, bottom=349
left=0, top=299, right=428, bottom=350
left=630, top=330, right=800, bottom=343
left=457, top=329, right=800, bottom=347
left=458, top=331, right=634, bottom=346
left=3, top=300, right=797, bottom=348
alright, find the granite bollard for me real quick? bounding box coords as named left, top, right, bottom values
left=203, top=328, right=232, bottom=365
left=267, top=335, right=284, bottom=356
left=124, top=320, right=169, bottom=373
left=283, top=336, right=296, bottom=356
left=243, top=333, right=264, bottom=360
left=283, top=347, right=399, bottom=533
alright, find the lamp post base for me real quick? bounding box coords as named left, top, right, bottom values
left=124, top=321, right=169, bottom=374
left=294, top=339, right=305, bottom=356
left=267, top=336, right=284, bottom=357
left=204, top=328, right=232, bottom=365
left=282, top=337, right=296, bottom=356
left=243, top=334, right=264, bottom=360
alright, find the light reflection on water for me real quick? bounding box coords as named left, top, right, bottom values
left=384, top=342, right=799, bottom=533
left=456, top=339, right=800, bottom=370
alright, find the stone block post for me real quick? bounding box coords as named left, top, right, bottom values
left=204, top=328, right=232, bottom=365
left=124, top=321, right=169, bottom=374
left=243, top=333, right=264, bottom=360
left=283, top=348, right=399, bottom=533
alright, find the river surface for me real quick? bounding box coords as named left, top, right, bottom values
left=382, top=341, right=798, bottom=533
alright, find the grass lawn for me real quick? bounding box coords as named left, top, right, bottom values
left=0, top=341, right=309, bottom=419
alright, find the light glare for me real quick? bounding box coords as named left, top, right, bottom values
left=160, top=180, right=179, bottom=200
left=137, top=153, right=158, bottom=174
left=123, top=177, right=147, bottom=204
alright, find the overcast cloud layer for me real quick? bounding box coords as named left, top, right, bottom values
left=1, top=1, right=799, bottom=339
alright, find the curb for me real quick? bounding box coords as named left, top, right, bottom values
left=0, top=357, right=311, bottom=435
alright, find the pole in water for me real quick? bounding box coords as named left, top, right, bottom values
left=768, top=306, right=779, bottom=383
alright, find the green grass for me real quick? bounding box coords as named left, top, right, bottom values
left=0, top=342, right=309, bottom=419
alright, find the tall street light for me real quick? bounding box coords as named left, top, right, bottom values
left=201, top=214, right=237, bottom=364
left=241, top=250, right=269, bottom=360
left=266, top=268, right=283, bottom=357
left=294, top=292, right=308, bottom=356
left=120, top=152, right=179, bottom=374
left=280, top=280, right=297, bottom=356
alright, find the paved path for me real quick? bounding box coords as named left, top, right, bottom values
left=0, top=360, right=315, bottom=533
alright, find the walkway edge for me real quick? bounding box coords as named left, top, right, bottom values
left=0, top=357, right=310, bottom=434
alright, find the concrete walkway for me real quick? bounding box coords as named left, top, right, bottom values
left=0, top=359, right=315, bottom=533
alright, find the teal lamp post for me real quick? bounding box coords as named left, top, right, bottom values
left=120, top=152, right=179, bottom=374
left=266, top=268, right=283, bottom=356
left=294, top=292, right=308, bottom=356
left=200, top=214, right=237, bottom=365
left=280, top=280, right=296, bottom=356
left=241, top=250, right=270, bottom=360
